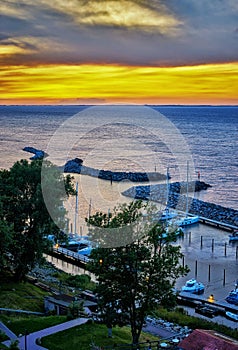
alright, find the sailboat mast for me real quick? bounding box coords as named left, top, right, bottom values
left=74, top=182, right=78, bottom=235
left=186, top=161, right=189, bottom=216
left=166, top=167, right=169, bottom=211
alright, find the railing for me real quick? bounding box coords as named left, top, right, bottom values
left=52, top=246, right=90, bottom=264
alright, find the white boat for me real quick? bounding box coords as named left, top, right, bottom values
left=229, top=230, right=238, bottom=241
left=225, top=311, right=238, bottom=321
left=157, top=168, right=178, bottom=222
left=176, top=215, right=199, bottom=227
left=225, top=282, right=238, bottom=305
left=78, top=245, right=93, bottom=256
left=160, top=207, right=177, bottom=221
left=181, top=278, right=205, bottom=294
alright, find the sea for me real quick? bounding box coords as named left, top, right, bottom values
left=0, top=104, right=237, bottom=209
left=1, top=104, right=238, bottom=322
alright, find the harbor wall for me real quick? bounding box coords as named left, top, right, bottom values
left=122, top=182, right=238, bottom=228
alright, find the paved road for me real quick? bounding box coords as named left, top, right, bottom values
left=0, top=317, right=88, bottom=350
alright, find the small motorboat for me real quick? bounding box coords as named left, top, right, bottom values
left=225, top=289, right=238, bottom=305
left=225, top=311, right=238, bottom=321
left=229, top=230, right=238, bottom=242
left=181, top=278, right=205, bottom=294
left=175, top=215, right=199, bottom=227
left=225, top=280, right=238, bottom=305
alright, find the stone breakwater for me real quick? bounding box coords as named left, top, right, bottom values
left=64, top=158, right=167, bottom=182
left=23, top=149, right=167, bottom=182
left=122, top=182, right=238, bottom=228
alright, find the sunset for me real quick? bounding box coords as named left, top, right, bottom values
left=1, top=2, right=238, bottom=348
left=1, top=62, right=238, bottom=105
left=1, top=0, right=238, bottom=105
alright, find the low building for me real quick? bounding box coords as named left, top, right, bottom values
left=44, top=294, right=97, bottom=316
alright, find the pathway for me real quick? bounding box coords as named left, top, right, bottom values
left=0, top=317, right=88, bottom=350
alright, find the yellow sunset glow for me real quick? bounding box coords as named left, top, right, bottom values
left=0, top=63, right=238, bottom=105
left=0, top=45, right=26, bottom=56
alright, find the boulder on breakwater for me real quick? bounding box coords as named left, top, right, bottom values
left=23, top=146, right=48, bottom=160
left=122, top=182, right=238, bottom=228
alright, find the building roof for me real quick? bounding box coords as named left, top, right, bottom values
left=179, top=329, right=238, bottom=350
left=45, top=294, right=97, bottom=308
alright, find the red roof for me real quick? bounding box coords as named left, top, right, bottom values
left=179, top=329, right=238, bottom=350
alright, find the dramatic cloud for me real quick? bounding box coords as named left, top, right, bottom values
left=0, top=1, right=237, bottom=104
left=0, top=0, right=237, bottom=67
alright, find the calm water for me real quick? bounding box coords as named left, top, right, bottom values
left=0, top=104, right=237, bottom=209
left=1, top=105, right=238, bottom=311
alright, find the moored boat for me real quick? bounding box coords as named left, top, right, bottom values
left=160, top=207, right=177, bottom=221
left=225, top=311, right=238, bottom=321
left=225, top=289, right=238, bottom=305
left=175, top=215, right=199, bottom=227
left=181, top=278, right=205, bottom=294
left=174, top=161, right=199, bottom=227
left=229, top=230, right=238, bottom=241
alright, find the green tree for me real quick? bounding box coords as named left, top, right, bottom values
left=0, top=200, right=13, bottom=272
left=0, top=159, right=75, bottom=281
left=87, top=201, right=189, bottom=345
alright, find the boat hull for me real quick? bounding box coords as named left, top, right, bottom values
left=176, top=216, right=199, bottom=227
left=182, top=279, right=205, bottom=295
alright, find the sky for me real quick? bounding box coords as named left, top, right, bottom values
left=0, top=0, right=238, bottom=105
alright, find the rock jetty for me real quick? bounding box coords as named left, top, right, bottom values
left=23, top=146, right=48, bottom=160
left=23, top=149, right=167, bottom=182
left=64, top=158, right=167, bottom=182
left=122, top=182, right=238, bottom=228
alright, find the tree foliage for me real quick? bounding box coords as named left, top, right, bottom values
left=0, top=159, right=75, bottom=280
left=87, top=201, right=189, bottom=344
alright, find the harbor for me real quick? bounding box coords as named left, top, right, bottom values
left=45, top=216, right=238, bottom=328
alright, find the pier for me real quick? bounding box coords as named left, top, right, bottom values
left=177, top=291, right=238, bottom=316
left=198, top=216, right=237, bottom=232
left=49, top=246, right=89, bottom=266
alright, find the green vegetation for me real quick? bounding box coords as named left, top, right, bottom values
left=0, top=315, right=67, bottom=336
left=155, top=307, right=238, bottom=340
left=41, top=321, right=159, bottom=350
left=0, top=159, right=75, bottom=281
left=58, top=272, right=96, bottom=292
left=0, top=272, right=48, bottom=312
left=87, top=201, right=189, bottom=344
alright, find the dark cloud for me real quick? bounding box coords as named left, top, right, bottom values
left=0, top=0, right=238, bottom=67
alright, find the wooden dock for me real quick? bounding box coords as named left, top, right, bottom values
left=198, top=216, right=237, bottom=232
left=177, top=291, right=238, bottom=314
left=49, top=247, right=90, bottom=266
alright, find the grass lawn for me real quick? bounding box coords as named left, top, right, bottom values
left=0, top=315, right=68, bottom=337
left=0, top=272, right=49, bottom=313
left=41, top=322, right=159, bottom=350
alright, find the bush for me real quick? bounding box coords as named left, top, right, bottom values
left=0, top=330, right=7, bottom=342
left=9, top=340, right=20, bottom=350
left=65, top=274, right=91, bottom=289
